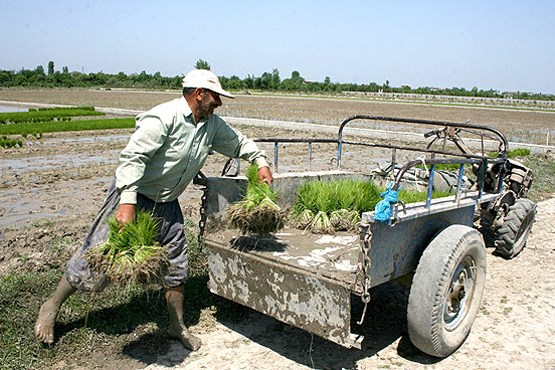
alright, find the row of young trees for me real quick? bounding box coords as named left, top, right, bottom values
left=1, top=60, right=552, bottom=101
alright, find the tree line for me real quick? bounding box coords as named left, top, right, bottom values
left=1, top=60, right=552, bottom=101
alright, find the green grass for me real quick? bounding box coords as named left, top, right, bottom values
left=0, top=117, right=135, bottom=136
left=0, top=269, right=171, bottom=370
left=521, top=154, right=555, bottom=202
left=0, top=220, right=248, bottom=370
left=488, top=147, right=531, bottom=159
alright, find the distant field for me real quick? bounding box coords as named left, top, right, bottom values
left=0, top=88, right=554, bottom=144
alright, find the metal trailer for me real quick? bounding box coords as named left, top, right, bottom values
left=194, top=116, right=536, bottom=358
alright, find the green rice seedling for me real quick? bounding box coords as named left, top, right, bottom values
left=0, top=138, right=22, bottom=149
left=228, top=164, right=285, bottom=235
left=310, top=210, right=334, bottom=234
left=0, top=107, right=104, bottom=125
left=351, top=180, right=381, bottom=213
left=314, top=183, right=336, bottom=213
left=335, top=180, right=358, bottom=210
left=0, top=117, right=135, bottom=136
left=293, top=179, right=381, bottom=233
left=293, top=182, right=320, bottom=216
left=338, top=209, right=361, bottom=230
left=295, top=209, right=315, bottom=229
left=292, top=178, right=449, bottom=233
left=85, top=210, right=169, bottom=287
left=329, top=209, right=353, bottom=231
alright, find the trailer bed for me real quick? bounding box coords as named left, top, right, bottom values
left=204, top=227, right=363, bottom=348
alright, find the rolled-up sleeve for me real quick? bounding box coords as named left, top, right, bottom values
left=116, top=115, right=168, bottom=204
left=211, top=119, right=269, bottom=168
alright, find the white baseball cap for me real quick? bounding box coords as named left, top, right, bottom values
left=182, top=69, right=235, bottom=99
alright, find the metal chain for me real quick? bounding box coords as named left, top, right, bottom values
left=197, top=186, right=208, bottom=250
left=357, top=229, right=372, bottom=325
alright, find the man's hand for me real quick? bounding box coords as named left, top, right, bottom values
left=115, top=203, right=136, bottom=226
left=258, top=166, right=273, bottom=185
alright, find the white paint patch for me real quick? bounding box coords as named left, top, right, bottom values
left=208, top=253, right=226, bottom=283
left=334, top=259, right=357, bottom=272
left=315, top=235, right=357, bottom=245
left=296, top=246, right=343, bottom=268
left=274, top=232, right=292, bottom=236
left=271, top=251, right=297, bottom=260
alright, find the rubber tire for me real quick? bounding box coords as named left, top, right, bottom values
left=433, top=170, right=472, bottom=194
left=407, top=225, right=486, bottom=358
left=495, top=198, right=536, bottom=259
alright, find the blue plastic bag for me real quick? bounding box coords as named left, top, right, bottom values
left=374, top=182, right=399, bottom=223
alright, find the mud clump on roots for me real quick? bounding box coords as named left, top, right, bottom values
left=228, top=202, right=285, bottom=235
left=84, top=211, right=169, bottom=287
left=226, top=164, right=285, bottom=236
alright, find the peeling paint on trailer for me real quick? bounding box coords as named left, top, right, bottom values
left=205, top=238, right=363, bottom=348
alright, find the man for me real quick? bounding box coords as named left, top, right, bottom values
left=34, top=69, right=272, bottom=351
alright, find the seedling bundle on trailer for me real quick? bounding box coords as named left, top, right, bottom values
left=194, top=115, right=536, bottom=358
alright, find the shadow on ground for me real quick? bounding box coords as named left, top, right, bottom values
left=215, top=279, right=443, bottom=369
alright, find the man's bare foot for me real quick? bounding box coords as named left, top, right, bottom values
left=168, top=325, right=202, bottom=351
left=34, top=299, right=58, bottom=344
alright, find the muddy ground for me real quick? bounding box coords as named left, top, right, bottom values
left=1, top=91, right=554, bottom=369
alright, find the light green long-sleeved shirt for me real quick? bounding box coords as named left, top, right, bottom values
left=116, top=97, right=269, bottom=204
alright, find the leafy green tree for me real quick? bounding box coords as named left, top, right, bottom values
left=281, top=70, right=305, bottom=91
left=244, top=74, right=255, bottom=89
left=35, top=65, right=45, bottom=76
left=258, top=72, right=273, bottom=90
left=0, top=70, right=14, bottom=86
left=271, top=69, right=280, bottom=89
left=195, top=59, right=211, bottom=70
left=47, top=61, right=55, bottom=75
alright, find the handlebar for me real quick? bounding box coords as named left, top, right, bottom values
left=424, top=129, right=442, bottom=138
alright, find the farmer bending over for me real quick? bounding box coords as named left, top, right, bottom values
left=34, top=69, right=273, bottom=351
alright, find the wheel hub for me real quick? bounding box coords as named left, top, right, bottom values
left=444, top=256, right=476, bottom=331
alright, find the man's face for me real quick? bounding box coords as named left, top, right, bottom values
left=196, top=89, right=222, bottom=120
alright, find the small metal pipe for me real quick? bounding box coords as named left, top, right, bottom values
left=426, top=165, right=435, bottom=209
left=337, top=141, right=342, bottom=169
left=308, top=142, right=313, bottom=171
left=391, top=148, right=396, bottom=173
left=477, top=159, right=487, bottom=199
left=455, top=164, right=465, bottom=203
left=274, top=142, right=279, bottom=173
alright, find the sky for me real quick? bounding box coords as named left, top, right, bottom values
left=1, top=0, right=555, bottom=94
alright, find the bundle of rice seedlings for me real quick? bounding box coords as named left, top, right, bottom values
left=296, top=209, right=315, bottom=229
left=293, top=179, right=452, bottom=233
left=310, top=210, right=335, bottom=234
left=85, top=210, right=168, bottom=287
left=292, top=179, right=381, bottom=233
left=329, top=208, right=361, bottom=231
left=228, top=164, right=285, bottom=235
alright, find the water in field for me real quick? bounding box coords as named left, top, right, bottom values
left=0, top=153, right=117, bottom=174
left=0, top=104, right=28, bottom=112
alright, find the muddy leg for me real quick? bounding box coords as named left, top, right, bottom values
left=166, top=287, right=202, bottom=351
left=34, top=276, right=76, bottom=344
